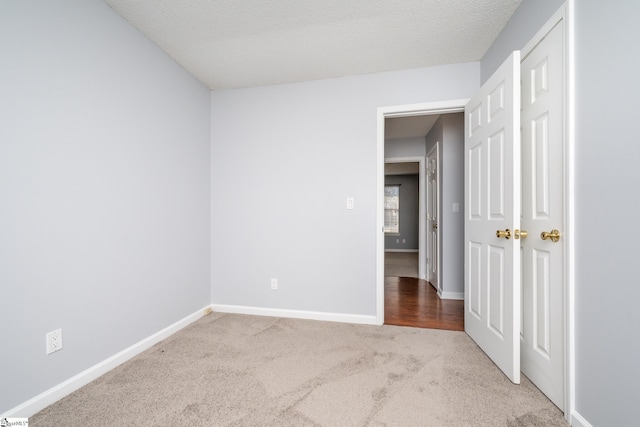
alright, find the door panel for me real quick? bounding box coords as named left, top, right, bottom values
left=468, top=242, right=482, bottom=318
left=488, top=245, right=505, bottom=336
left=533, top=113, right=551, bottom=218
left=533, top=249, right=551, bottom=355
left=521, top=21, right=564, bottom=410
left=465, top=51, right=521, bottom=384
left=468, top=145, right=482, bottom=218
left=489, top=132, right=506, bottom=218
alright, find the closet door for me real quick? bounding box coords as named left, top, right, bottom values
left=465, top=51, right=521, bottom=384
left=520, top=21, right=565, bottom=409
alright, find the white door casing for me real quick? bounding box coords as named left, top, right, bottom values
left=376, top=100, right=468, bottom=325
left=426, top=143, right=440, bottom=291
left=520, top=20, right=565, bottom=410
left=465, top=51, right=521, bottom=384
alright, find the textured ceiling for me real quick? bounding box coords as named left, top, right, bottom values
left=105, top=0, right=522, bottom=90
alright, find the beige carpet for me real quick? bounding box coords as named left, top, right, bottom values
left=31, top=313, right=567, bottom=426
left=385, top=252, right=419, bottom=278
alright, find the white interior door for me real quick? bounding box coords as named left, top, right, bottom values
left=520, top=21, right=565, bottom=409
left=465, top=51, right=521, bottom=383
left=426, top=144, right=439, bottom=291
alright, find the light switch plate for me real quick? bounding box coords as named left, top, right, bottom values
left=346, top=198, right=355, bottom=209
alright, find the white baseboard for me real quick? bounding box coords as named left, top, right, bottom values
left=211, top=304, right=377, bottom=325
left=1, top=306, right=209, bottom=418
left=385, top=249, right=419, bottom=253
left=571, top=410, right=593, bottom=427
left=438, top=290, right=464, bottom=300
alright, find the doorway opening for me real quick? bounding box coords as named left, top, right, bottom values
left=383, top=159, right=422, bottom=279
left=381, top=107, right=466, bottom=331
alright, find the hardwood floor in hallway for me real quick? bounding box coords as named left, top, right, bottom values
left=384, top=277, right=464, bottom=331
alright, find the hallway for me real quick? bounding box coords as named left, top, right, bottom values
left=384, top=252, right=464, bottom=331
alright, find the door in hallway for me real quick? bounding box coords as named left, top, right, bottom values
left=520, top=21, right=565, bottom=410
left=426, top=143, right=439, bottom=291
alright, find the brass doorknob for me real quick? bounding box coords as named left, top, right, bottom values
left=540, top=229, right=561, bottom=242
left=514, top=229, right=528, bottom=240
left=432, top=223, right=438, bottom=229
left=496, top=229, right=511, bottom=239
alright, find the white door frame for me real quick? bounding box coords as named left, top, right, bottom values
left=375, top=3, right=574, bottom=415
left=384, top=156, right=426, bottom=279
left=377, top=99, right=468, bottom=327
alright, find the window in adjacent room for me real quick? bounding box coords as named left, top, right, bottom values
left=384, top=185, right=400, bottom=234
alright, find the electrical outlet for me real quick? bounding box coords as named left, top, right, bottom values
left=46, top=329, right=63, bottom=355
left=271, top=278, right=278, bottom=290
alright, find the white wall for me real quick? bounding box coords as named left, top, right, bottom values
left=425, top=114, right=465, bottom=298
left=211, top=63, right=479, bottom=316
left=0, top=0, right=211, bottom=414
left=481, top=0, right=565, bottom=83
left=572, top=1, right=640, bottom=425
